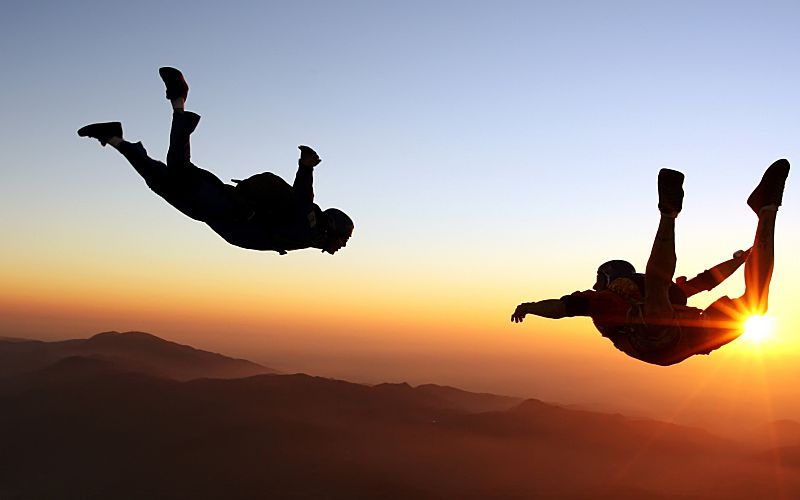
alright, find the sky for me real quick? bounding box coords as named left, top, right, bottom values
left=2, top=0, right=800, bottom=434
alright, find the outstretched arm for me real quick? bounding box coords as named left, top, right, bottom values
left=293, top=145, right=321, bottom=205
left=511, top=299, right=568, bottom=323
left=676, top=248, right=751, bottom=298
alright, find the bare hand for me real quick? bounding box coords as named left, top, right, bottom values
left=299, top=145, right=322, bottom=168
left=511, top=303, right=530, bottom=323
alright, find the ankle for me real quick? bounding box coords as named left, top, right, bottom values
left=171, top=98, right=185, bottom=112
left=107, top=136, right=123, bottom=147
left=759, top=205, right=779, bottom=214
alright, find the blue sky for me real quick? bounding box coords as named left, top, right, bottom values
left=3, top=0, right=799, bottom=316
left=4, top=1, right=798, bottom=254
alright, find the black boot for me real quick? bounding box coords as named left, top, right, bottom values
left=747, top=159, right=790, bottom=214
left=159, top=67, right=189, bottom=101
left=657, top=168, right=684, bottom=215
left=173, top=111, right=201, bottom=134
left=77, top=122, right=123, bottom=146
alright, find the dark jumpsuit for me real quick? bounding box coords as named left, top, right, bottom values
left=116, top=112, right=325, bottom=254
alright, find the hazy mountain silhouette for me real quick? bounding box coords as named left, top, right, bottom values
left=761, top=419, right=800, bottom=445
left=727, top=417, right=800, bottom=449
left=371, top=381, right=522, bottom=413
left=749, top=420, right=800, bottom=468
left=0, top=330, right=276, bottom=380
left=766, top=445, right=800, bottom=467
left=1, top=333, right=798, bottom=499
left=0, top=335, right=29, bottom=342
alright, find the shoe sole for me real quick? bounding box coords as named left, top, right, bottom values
left=747, top=159, right=790, bottom=213
left=77, top=122, right=122, bottom=146
left=159, top=67, right=189, bottom=100
left=658, top=168, right=685, bottom=214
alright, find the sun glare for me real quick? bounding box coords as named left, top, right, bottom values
left=741, top=314, right=774, bottom=344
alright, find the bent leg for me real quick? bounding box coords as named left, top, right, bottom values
left=738, top=159, right=789, bottom=313
left=741, top=209, right=777, bottom=314
left=630, top=213, right=684, bottom=365
left=115, top=141, right=170, bottom=192
left=115, top=139, right=236, bottom=222
left=645, top=213, right=678, bottom=319
left=684, top=162, right=788, bottom=357
left=645, top=169, right=684, bottom=320
left=160, top=111, right=245, bottom=222
left=166, top=111, right=201, bottom=168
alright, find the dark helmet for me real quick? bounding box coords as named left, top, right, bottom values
left=596, top=260, right=636, bottom=288
left=323, top=208, right=354, bottom=239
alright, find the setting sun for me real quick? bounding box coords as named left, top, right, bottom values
left=741, top=315, right=774, bottom=344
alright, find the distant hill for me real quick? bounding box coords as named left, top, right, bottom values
left=766, top=445, right=800, bottom=467
left=731, top=418, right=800, bottom=448
left=0, top=331, right=277, bottom=381
left=0, top=336, right=30, bottom=342
left=761, top=419, right=800, bottom=446
left=372, top=382, right=523, bottom=413
left=1, top=347, right=799, bottom=500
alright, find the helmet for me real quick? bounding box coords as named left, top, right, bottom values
left=596, top=260, right=636, bottom=288
left=323, top=208, right=354, bottom=239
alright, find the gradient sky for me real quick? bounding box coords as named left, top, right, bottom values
left=2, top=1, right=800, bottom=433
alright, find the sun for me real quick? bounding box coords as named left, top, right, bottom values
left=741, top=314, right=774, bottom=344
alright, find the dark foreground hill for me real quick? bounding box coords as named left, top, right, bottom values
left=1, top=348, right=799, bottom=499
left=0, top=331, right=275, bottom=380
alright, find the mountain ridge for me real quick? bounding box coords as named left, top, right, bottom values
left=1, top=331, right=799, bottom=498
left=0, top=330, right=277, bottom=381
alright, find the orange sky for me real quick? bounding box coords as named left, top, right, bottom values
left=2, top=242, right=799, bottom=440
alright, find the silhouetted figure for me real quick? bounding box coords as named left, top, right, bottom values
left=79, top=67, right=353, bottom=255
left=512, top=160, right=789, bottom=365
